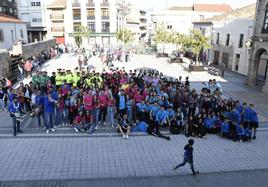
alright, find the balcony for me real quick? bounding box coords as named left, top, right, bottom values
left=101, top=16, right=109, bottom=20
left=87, top=16, right=95, bottom=20
left=50, top=14, right=64, bottom=20
left=86, top=0, right=95, bottom=7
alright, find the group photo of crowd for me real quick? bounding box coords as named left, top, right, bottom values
left=0, top=53, right=259, bottom=141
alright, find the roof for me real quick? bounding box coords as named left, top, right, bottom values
left=47, top=0, right=66, bottom=9
left=0, top=13, right=24, bottom=23
left=193, top=3, right=233, bottom=12
left=204, top=3, right=256, bottom=22
left=169, top=6, right=193, bottom=11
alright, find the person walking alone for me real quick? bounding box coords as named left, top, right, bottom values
left=173, top=139, right=199, bottom=175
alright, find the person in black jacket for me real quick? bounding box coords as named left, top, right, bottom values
left=173, top=139, right=199, bottom=175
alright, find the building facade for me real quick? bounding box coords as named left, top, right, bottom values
left=151, top=4, right=233, bottom=35
left=46, top=0, right=122, bottom=48
left=247, top=0, right=268, bottom=94
left=193, top=4, right=256, bottom=75
left=126, top=7, right=148, bottom=45
left=0, top=14, right=27, bottom=50
left=0, top=0, right=18, bottom=18
left=17, top=0, right=48, bottom=43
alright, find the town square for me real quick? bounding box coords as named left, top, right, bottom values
left=0, top=0, right=267, bottom=186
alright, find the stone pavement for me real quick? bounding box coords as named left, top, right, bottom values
left=0, top=131, right=268, bottom=181
left=0, top=169, right=267, bottom=187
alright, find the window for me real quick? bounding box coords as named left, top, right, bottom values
left=87, top=9, right=95, bottom=19
left=0, top=30, right=4, bottom=42
left=216, top=33, right=219, bottom=44
left=9, top=8, right=13, bottom=13
left=20, top=29, right=24, bottom=38
left=0, top=7, right=2, bottom=12
left=262, top=5, right=268, bottom=33
left=101, top=8, right=109, bottom=19
left=101, top=21, right=110, bottom=32
left=32, top=18, right=42, bottom=22
left=31, top=1, right=41, bottom=6
left=167, top=25, right=172, bottom=30
left=226, top=34, right=230, bottom=46
left=88, top=22, right=95, bottom=32
left=11, top=30, right=14, bottom=42
left=199, top=15, right=204, bottom=21
left=238, top=34, right=244, bottom=48
left=73, top=9, right=81, bottom=20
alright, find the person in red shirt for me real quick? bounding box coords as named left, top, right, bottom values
left=107, top=94, right=116, bottom=127
left=84, top=110, right=94, bottom=133
left=73, top=110, right=84, bottom=132
left=99, top=90, right=108, bottom=125
left=24, top=58, right=33, bottom=78
left=92, top=94, right=100, bottom=131
left=83, top=91, right=93, bottom=112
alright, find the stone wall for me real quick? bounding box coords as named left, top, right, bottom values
left=0, top=39, right=56, bottom=80
left=0, top=51, right=11, bottom=78
left=21, top=39, right=56, bottom=59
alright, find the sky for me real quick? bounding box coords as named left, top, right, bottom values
left=129, top=0, right=257, bottom=11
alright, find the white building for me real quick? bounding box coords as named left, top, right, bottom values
left=0, top=13, right=27, bottom=50
left=151, top=4, right=233, bottom=35
left=193, top=4, right=256, bottom=75
left=17, top=0, right=49, bottom=43
left=126, top=7, right=148, bottom=45
left=46, top=0, right=123, bottom=48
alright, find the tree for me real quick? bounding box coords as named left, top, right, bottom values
left=153, top=25, right=169, bottom=53
left=183, top=30, right=211, bottom=62
left=116, top=28, right=134, bottom=44
left=70, top=25, right=91, bottom=48
left=171, top=32, right=184, bottom=49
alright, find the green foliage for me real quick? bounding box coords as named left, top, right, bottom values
left=116, top=28, right=134, bottom=44
left=70, top=25, right=91, bottom=48
left=182, top=30, right=211, bottom=61
left=153, top=25, right=170, bottom=53
left=153, top=25, right=169, bottom=44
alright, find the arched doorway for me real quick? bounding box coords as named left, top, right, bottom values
left=255, top=49, right=268, bottom=86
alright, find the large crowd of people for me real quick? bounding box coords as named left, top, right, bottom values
left=0, top=57, right=259, bottom=140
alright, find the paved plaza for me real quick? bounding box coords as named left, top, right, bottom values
left=0, top=132, right=268, bottom=181
left=1, top=53, right=268, bottom=186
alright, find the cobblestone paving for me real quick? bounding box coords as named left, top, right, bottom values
left=0, top=131, right=267, bottom=181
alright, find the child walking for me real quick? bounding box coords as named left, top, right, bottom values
left=173, top=139, right=199, bottom=175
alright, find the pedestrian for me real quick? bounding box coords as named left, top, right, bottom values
left=173, top=139, right=199, bottom=175
left=221, top=63, right=226, bottom=77
left=24, top=58, right=33, bottom=78
left=78, top=56, right=83, bottom=71
left=8, top=97, right=23, bottom=136
left=249, top=104, right=258, bottom=140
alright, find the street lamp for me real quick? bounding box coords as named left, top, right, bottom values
left=117, top=0, right=131, bottom=62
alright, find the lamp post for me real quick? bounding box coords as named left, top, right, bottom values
left=117, top=0, right=130, bottom=62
